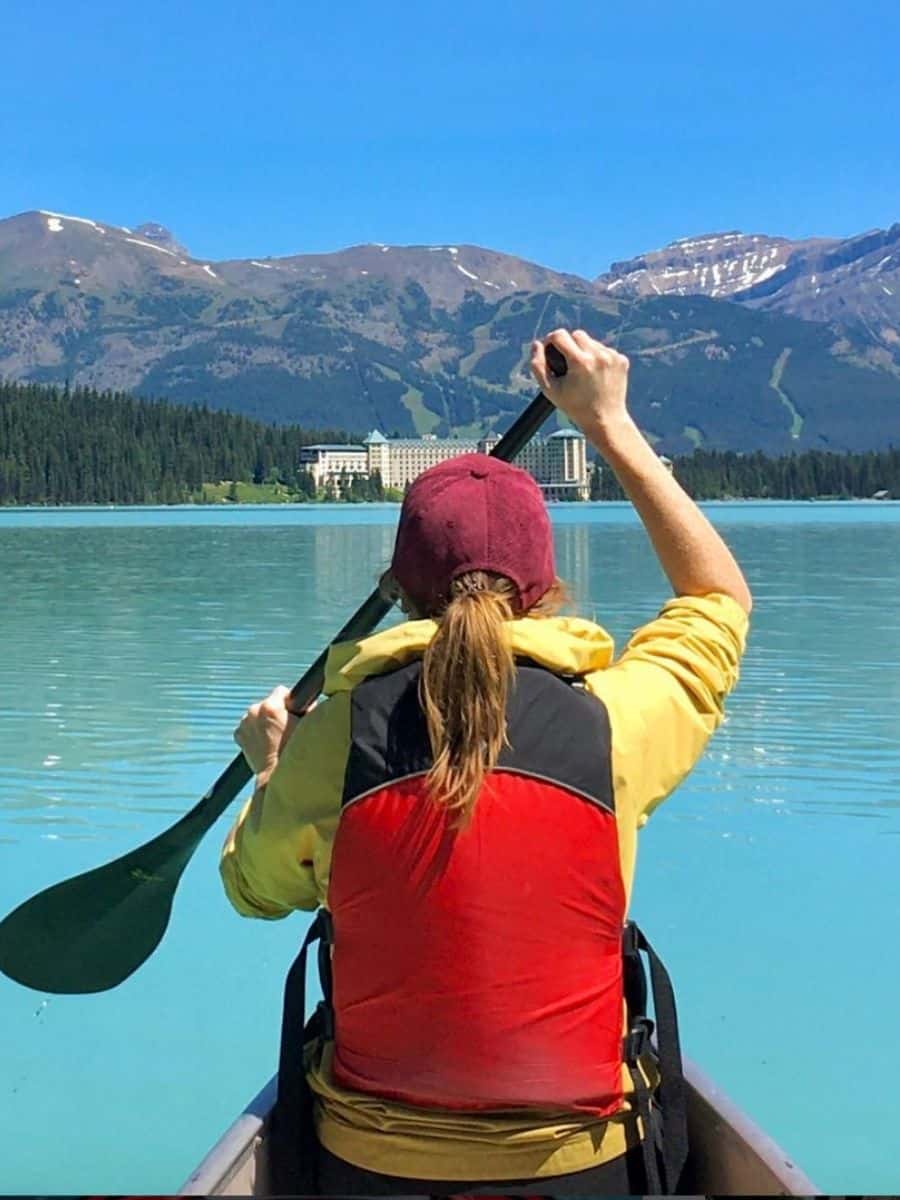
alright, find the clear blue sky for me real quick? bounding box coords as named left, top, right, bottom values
left=1, top=0, right=897, bottom=277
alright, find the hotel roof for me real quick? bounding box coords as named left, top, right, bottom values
left=548, top=428, right=586, bottom=439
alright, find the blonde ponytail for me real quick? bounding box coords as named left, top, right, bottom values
left=420, top=572, right=517, bottom=825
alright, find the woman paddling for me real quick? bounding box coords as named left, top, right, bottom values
left=221, top=328, right=752, bottom=1195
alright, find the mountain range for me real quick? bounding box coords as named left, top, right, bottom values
left=1, top=208, right=898, bottom=453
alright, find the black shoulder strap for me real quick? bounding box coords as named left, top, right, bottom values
left=270, top=908, right=333, bottom=1195
left=623, top=920, right=689, bottom=1194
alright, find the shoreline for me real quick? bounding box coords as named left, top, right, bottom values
left=1, top=497, right=899, bottom=512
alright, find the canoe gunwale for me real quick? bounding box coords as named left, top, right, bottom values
left=179, top=1075, right=275, bottom=1195
left=681, top=1056, right=819, bottom=1195
left=178, top=1056, right=820, bottom=1195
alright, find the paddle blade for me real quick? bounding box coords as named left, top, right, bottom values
left=0, top=843, right=185, bottom=994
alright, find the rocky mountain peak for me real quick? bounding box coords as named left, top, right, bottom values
left=133, top=222, right=188, bottom=256
left=595, top=231, right=817, bottom=300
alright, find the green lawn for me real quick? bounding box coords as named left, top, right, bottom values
left=197, top=481, right=302, bottom=503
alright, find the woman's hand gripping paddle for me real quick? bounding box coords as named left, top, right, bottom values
left=0, top=347, right=567, bottom=994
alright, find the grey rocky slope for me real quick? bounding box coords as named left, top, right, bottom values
left=597, top=225, right=900, bottom=375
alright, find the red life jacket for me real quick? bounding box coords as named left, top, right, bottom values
left=327, top=660, right=627, bottom=1118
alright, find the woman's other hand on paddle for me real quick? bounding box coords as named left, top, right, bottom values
left=234, top=686, right=310, bottom=775
left=530, top=329, right=632, bottom=450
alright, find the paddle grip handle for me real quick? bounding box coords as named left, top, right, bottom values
left=544, top=343, right=568, bottom=378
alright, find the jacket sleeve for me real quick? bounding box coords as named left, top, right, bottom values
left=219, top=690, right=351, bottom=918
left=585, top=592, right=749, bottom=827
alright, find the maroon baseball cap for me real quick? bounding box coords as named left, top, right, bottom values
left=390, top=453, right=555, bottom=614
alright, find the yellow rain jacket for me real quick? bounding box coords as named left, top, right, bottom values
left=221, top=592, right=748, bottom=1180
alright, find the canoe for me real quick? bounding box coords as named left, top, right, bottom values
left=179, top=1055, right=819, bottom=1195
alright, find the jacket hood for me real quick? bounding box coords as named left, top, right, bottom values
left=324, top=616, right=616, bottom=694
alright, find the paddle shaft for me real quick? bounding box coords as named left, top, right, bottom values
left=0, top=352, right=565, bottom=994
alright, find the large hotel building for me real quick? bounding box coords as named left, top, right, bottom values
left=300, top=428, right=590, bottom=501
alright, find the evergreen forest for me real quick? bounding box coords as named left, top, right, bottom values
left=0, top=379, right=363, bottom=504
left=591, top=446, right=899, bottom=501
left=1, top=379, right=897, bottom=505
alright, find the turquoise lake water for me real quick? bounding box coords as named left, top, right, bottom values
left=1, top=501, right=899, bottom=1193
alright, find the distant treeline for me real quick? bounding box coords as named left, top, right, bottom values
left=1, top=378, right=897, bottom=505
left=592, top=447, right=899, bottom=501
left=0, top=380, right=354, bottom=505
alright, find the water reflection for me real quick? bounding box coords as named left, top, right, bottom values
left=2, top=512, right=897, bottom=840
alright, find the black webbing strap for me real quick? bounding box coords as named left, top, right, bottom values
left=627, top=1053, right=663, bottom=1195
left=622, top=920, right=689, bottom=1194
left=270, top=908, right=333, bottom=1195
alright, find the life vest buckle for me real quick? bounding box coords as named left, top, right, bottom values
left=624, top=1015, right=655, bottom=1063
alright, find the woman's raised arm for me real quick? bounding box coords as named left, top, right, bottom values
left=530, top=329, right=752, bottom=614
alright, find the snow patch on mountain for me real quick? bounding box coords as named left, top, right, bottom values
left=125, top=237, right=177, bottom=257
left=40, top=210, right=102, bottom=231
left=597, top=232, right=795, bottom=299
